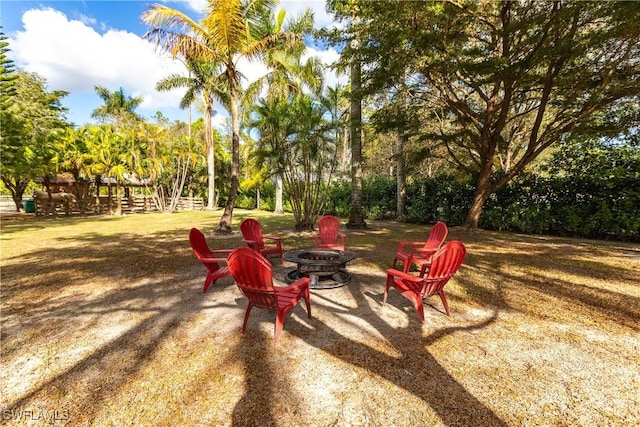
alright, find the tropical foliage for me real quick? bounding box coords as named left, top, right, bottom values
left=0, top=71, right=69, bottom=210
left=142, top=0, right=311, bottom=233
left=2, top=1, right=638, bottom=242
left=249, top=92, right=339, bottom=230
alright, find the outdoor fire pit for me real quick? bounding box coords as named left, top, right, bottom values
left=283, top=249, right=356, bottom=289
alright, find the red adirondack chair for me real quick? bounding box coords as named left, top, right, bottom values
left=384, top=240, right=466, bottom=323
left=240, top=218, right=283, bottom=264
left=188, top=228, right=232, bottom=293
left=227, top=247, right=312, bottom=341
left=392, top=221, right=448, bottom=275
left=313, top=215, right=346, bottom=251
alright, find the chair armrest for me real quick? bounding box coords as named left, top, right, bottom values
left=396, top=241, right=427, bottom=253
left=407, top=247, right=436, bottom=260
left=210, top=249, right=233, bottom=257
left=264, top=235, right=282, bottom=247
left=242, top=239, right=259, bottom=250
left=277, top=276, right=311, bottom=293
left=199, top=256, right=229, bottom=264
left=386, top=268, right=423, bottom=283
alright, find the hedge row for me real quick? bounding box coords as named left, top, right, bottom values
left=324, top=173, right=639, bottom=241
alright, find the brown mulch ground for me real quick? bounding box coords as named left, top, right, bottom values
left=1, top=210, right=639, bottom=426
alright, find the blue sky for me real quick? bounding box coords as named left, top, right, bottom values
left=2, top=0, right=342, bottom=128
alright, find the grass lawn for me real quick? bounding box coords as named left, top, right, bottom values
left=1, top=209, right=639, bottom=426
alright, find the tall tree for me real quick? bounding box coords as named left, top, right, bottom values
left=0, top=28, right=18, bottom=111
left=142, top=0, right=305, bottom=233
left=91, top=86, right=143, bottom=126
left=334, top=0, right=640, bottom=229
left=369, top=83, right=426, bottom=221
left=0, top=71, right=69, bottom=210
left=325, top=3, right=367, bottom=228
left=244, top=7, right=318, bottom=215
left=346, top=54, right=366, bottom=229
left=156, top=59, right=228, bottom=210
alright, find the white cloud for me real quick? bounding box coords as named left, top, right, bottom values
left=183, top=0, right=209, bottom=14
left=11, top=8, right=186, bottom=110
left=279, top=0, right=335, bottom=29
left=9, top=5, right=343, bottom=126
left=76, top=13, right=97, bottom=27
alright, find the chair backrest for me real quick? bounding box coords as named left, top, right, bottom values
left=227, top=247, right=278, bottom=311
left=317, top=215, right=340, bottom=243
left=240, top=218, right=265, bottom=250
left=422, top=240, right=466, bottom=297
left=189, top=227, right=213, bottom=261
left=423, top=221, right=448, bottom=250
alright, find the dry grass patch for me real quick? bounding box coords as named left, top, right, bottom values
left=1, top=210, right=639, bottom=426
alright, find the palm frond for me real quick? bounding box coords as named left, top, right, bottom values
left=202, top=0, right=246, bottom=60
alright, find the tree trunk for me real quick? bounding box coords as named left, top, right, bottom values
left=274, top=175, right=284, bottom=214
left=464, top=159, right=495, bottom=230
left=341, top=126, right=350, bottom=177
left=107, top=181, right=113, bottom=215
left=115, top=183, right=122, bottom=216
left=96, top=176, right=101, bottom=214
left=396, top=134, right=406, bottom=222
left=215, top=76, right=240, bottom=234
left=2, top=176, right=29, bottom=212
left=346, top=57, right=367, bottom=229
left=205, top=103, right=216, bottom=210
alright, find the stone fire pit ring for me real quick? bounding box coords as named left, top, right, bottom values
left=283, top=249, right=356, bottom=289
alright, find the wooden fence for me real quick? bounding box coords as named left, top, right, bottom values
left=23, top=194, right=205, bottom=216
left=0, top=195, right=15, bottom=212
left=83, top=195, right=204, bottom=215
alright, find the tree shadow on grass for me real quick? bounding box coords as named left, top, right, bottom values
left=230, top=329, right=278, bottom=427
left=0, top=231, right=242, bottom=422
left=2, top=216, right=637, bottom=424
left=1, top=280, right=219, bottom=422
left=279, top=268, right=509, bottom=426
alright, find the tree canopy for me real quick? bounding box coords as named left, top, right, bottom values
left=142, top=0, right=311, bottom=233
left=0, top=71, right=70, bottom=208
left=330, top=0, right=640, bottom=229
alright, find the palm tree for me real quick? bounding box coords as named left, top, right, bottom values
left=54, top=127, right=92, bottom=210
left=142, top=0, right=306, bottom=233
left=91, top=86, right=143, bottom=126
left=243, top=8, right=318, bottom=215
left=85, top=125, right=127, bottom=215
left=346, top=36, right=366, bottom=229
left=320, top=85, right=350, bottom=177
left=156, top=59, right=228, bottom=210
left=244, top=7, right=317, bottom=103
left=250, top=93, right=336, bottom=230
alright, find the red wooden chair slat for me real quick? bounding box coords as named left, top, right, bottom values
left=188, top=228, right=233, bottom=293
left=313, top=215, right=346, bottom=251
left=384, top=240, right=466, bottom=323
left=392, top=221, right=448, bottom=275
left=227, top=247, right=311, bottom=341
left=239, top=218, right=284, bottom=264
